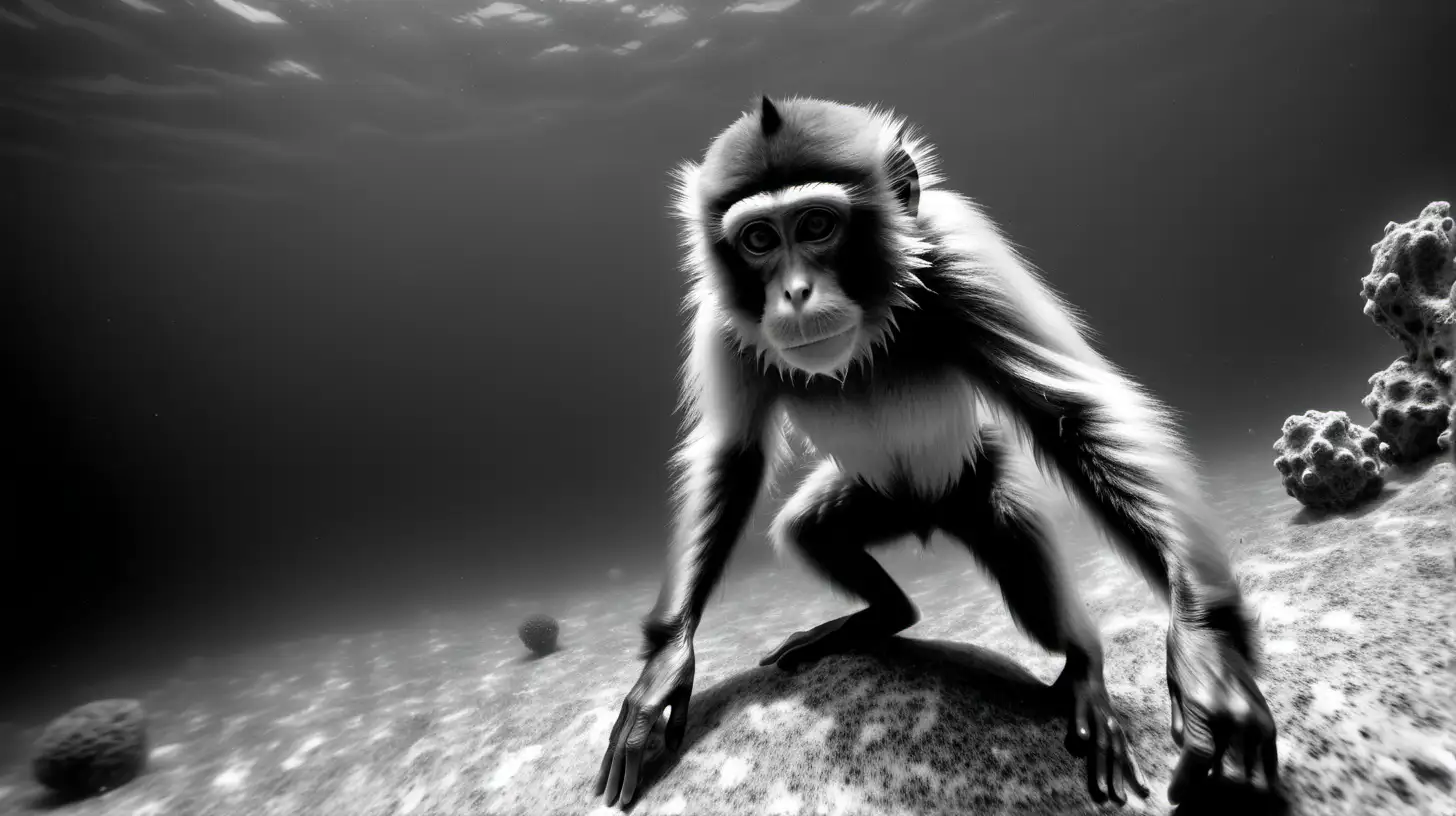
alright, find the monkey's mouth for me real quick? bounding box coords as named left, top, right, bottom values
left=780, top=325, right=858, bottom=371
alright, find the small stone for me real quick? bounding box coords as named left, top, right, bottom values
left=32, top=699, right=149, bottom=798
left=519, top=614, right=560, bottom=656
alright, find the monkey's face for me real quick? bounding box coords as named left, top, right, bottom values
left=680, top=97, right=931, bottom=381
left=722, top=188, right=865, bottom=376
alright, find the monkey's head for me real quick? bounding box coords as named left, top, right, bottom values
left=674, top=96, right=938, bottom=380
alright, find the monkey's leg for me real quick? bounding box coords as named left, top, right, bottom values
left=964, top=313, right=1278, bottom=802
left=760, top=461, right=922, bottom=671
left=937, top=427, right=1150, bottom=805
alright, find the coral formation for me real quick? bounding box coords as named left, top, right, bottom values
left=1358, top=201, right=1455, bottom=462
left=31, top=699, right=149, bottom=798
left=1359, top=201, right=1455, bottom=369
left=519, top=613, right=560, bottom=656
left=1363, top=357, right=1454, bottom=463
left=1273, top=410, right=1388, bottom=510
left=1446, top=279, right=1456, bottom=456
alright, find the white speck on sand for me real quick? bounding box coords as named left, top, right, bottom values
left=439, top=708, right=470, bottom=724
left=804, top=715, right=835, bottom=745
left=765, top=780, right=804, bottom=814
left=1250, top=591, right=1302, bottom=626
left=718, top=755, right=752, bottom=788
left=486, top=744, right=543, bottom=789
left=281, top=733, right=328, bottom=770
left=213, top=764, right=250, bottom=790
left=1264, top=639, right=1298, bottom=655
left=150, top=743, right=181, bottom=759
left=1310, top=682, right=1345, bottom=716
left=817, top=783, right=864, bottom=815
left=132, top=801, right=165, bottom=816
left=1317, top=609, right=1360, bottom=632
left=858, top=721, right=888, bottom=747
left=655, top=793, right=689, bottom=814
left=746, top=698, right=807, bottom=733
left=398, top=784, right=425, bottom=814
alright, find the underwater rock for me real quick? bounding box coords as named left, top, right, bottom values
left=519, top=613, right=560, bottom=656
left=1446, top=280, right=1456, bottom=456
left=1273, top=410, right=1387, bottom=510
left=31, top=699, right=149, bottom=799
left=1359, top=201, right=1455, bottom=369
left=1362, top=356, right=1453, bottom=463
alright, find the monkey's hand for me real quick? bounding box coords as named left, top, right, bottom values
left=594, top=638, right=694, bottom=808
left=1054, top=668, right=1151, bottom=805
left=1165, top=626, right=1279, bottom=805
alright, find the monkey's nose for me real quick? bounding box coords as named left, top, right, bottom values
left=784, top=282, right=813, bottom=307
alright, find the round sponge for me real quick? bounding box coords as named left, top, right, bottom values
left=1359, top=201, right=1455, bottom=370
left=1362, top=357, right=1453, bottom=463
left=1273, top=410, right=1388, bottom=510
left=519, top=613, right=560, bottom=656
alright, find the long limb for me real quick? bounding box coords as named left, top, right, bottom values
left=595, top=311, right=776, bottom=808
left=937, top=425, right=1149, bottom=804
left=941, top=271, right=1278, bottom=803
left=759, top=460, right=922, bottom=670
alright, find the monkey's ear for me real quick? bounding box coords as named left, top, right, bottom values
left=760, top=96, right=783, bottom=137
left=884, top=140, right=920, bottom=220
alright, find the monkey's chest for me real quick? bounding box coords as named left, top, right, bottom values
left=782, top=373, right=983, bottom=498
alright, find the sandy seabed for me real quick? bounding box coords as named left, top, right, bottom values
left=0, top=461, right=1452, bottom=816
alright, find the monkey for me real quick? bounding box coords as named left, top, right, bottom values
left=594, top=96, right=1278, bottom=809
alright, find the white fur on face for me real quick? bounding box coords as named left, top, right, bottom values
left=718, top=183, right=853, bottom=244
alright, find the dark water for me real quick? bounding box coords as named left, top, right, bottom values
left=3, top=0, right=1453, bottom=715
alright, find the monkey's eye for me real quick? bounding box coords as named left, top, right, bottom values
left=739, top=222, right=781, bottom=255
left=795, top=208, right=838, bottom=243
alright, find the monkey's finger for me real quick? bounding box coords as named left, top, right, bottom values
left=1106, top=742, right=1126, bottom=805
left=1106, top=726, right=1132, bottom=805
left=617, top=707, right=658, bottom=807
left=1086, top=722, right=1110, bottom=803
left=1242, top=727, right=1262, bottom=781
left=602, top=706, right=641, bottom=807
left=618, top=729, right=649, bottom=806
left=1073, top=690, right=1092, bottom=743
left=1208, top=739, right=1228, bottom=780
left=594, top=704, right=629, bottom=797
left=1123, top=741, right=1151, bottom=799
left=1209, top=714, right=1233, bottom=780
left=1262, top=737, right=1280, bottom=790
left=665, top=687, right=691, bottom=752
left=1168, top=685, right=1185, bottom=747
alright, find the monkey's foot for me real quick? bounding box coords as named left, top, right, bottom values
left=1053, top=665, right=1150, bottom=805
left=757, top=607, right=912, bottom=671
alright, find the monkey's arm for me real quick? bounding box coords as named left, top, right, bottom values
left=595, top=307, right=775, bottom=808
left=931, top=215, right=1277, bottom=803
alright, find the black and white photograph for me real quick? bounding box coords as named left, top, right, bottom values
left=2, top=1, right=1453, bottom=814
